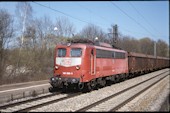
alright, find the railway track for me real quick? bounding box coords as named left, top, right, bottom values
left=109, top=72, right=169, bottom=112
left=0, top=91, right=82, bottom=112
left=0, top=69, right=169, bottom=112
left=75, top=70, right=169, bottom=112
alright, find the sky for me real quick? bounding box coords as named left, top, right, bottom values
left=0, top=1, right=169, bottom=44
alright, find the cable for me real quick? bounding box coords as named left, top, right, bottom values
left=110, top=2, right=157, bottom=38
left=76, top=2, right=160, bottom=38
left=76, top=2, right=111, bottom=25
left=32, top=1, right=91, bottom=25
left=33, top=1, right=168, bottom=39
left=128, top=1, right=162, bottom=36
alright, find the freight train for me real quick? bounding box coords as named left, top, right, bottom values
left=49, top=38, right=169, bottom=92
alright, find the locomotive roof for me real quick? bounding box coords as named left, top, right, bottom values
left=56, top=39, right=125, bottom=52
left=65, top=38, right=124, bottom=50
left=56, top=38, right=169, bottom=60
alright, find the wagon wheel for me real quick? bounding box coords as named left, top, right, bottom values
left=121, top=74, right=126, bottom=81
left=101, top=79, right=106, bottom=87
left=115, top=75, right=120, bottom=83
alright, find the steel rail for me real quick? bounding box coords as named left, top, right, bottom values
left=75, top=70, right=169, bottom=112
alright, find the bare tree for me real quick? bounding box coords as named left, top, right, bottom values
left=23, top=25, right=36, bottom=49
left=34, top=15, right=56, bottom=49
left=0, top=9, right=14, bottom=78
left=20, top=15, right=55, bottom=76
left=79, top=24, right=106, bottom=41
left=55, top=16, right=75, bottom=38
left=156, top=39, right=169, bottom=57
left=15, top=2, right=33, bottom=46
left=139, top=37, right=154, bottom=55
left=118, top=35, right=140, bottom=52
left=14, top=2, right=33, bottom=69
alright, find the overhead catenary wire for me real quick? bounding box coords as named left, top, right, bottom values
left=128, top=1, right=162, bottom=37
left=110, top=2, right=157, bottom=39
left=32, top=1, right=110, bottom=30
left=75, top=2, right=115, bottom=33
left=76, top=2, right=111, bottom=25
left=76, top=2, right=162, bottom=39
left=77, top=2, right=168, bottom=39
left=32, top=1, right=91, bottom=25
left=32, top=1, right=167, bottom=40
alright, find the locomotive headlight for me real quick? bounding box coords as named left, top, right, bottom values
left=55, top=65, right=59, bottom=69
left=67, top=43, right=71, bottom=46
left=51, top=77, right=55, bottom=81
left=72, top=79, right=76, bottom=83
left=76, top=65, right=80, bottom=70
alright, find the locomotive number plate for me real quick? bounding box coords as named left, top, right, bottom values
left=63, top=72, right=73, bottom=75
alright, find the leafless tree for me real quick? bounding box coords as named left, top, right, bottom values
left=0, top=9, right=14, bottom=78
left=79, top=24, right=106, bottom=41
left=139, top=37, right=154, bottom=55
left=55, top=16, right=75, bottom=38
left=156, top=39, right=169, bottom=57
left=118, top=35, right=140, bottom=52
left=15, top=2, right=33, bottom=47
left=34, top=15, right=55, bottom=49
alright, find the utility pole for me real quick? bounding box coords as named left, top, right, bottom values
left=154, top=41, right=156, bottom=58
left=112, top=24, right=118, bottom=44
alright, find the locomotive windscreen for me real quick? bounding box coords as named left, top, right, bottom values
left=57, top=48, right=66, bottom=57
left=71, top=48, right=82, bottom=57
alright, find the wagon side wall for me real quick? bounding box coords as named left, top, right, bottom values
left=128, top=55, right=149, bottom=74
left=128, top=52, right=170, bottom=74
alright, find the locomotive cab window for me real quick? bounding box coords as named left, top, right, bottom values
left=71, top=48, right=82, bottom=57
left=57, top=48, right=66, bottom=57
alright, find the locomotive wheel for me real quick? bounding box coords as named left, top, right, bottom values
left=82, top=82, right=92, bottom=93
left=61, top=84, right=67, bottom=93
left=78, top=83, right=84, bottom=91
left=97, top=78, right=106, bottom=88
left=49, top=87, right=58, bottom=92
left=110, top=76, right=115, bottom=82
left=87, top=82, right=92, bottom=91
left=90, top=79, right=97, bottom=90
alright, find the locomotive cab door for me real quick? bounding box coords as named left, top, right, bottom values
left=91, top=49, right=96, bottom=75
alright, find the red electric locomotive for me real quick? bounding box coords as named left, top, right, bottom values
left=50, top=38, right=128, bottom=91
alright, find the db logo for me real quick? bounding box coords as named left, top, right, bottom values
left=62, top=59, right=72, bottom=66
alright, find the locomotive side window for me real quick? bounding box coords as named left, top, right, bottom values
left=114, top=52, right=125, bottom=59
left=96, top=49, right=125, bottom=59
left=57, top=48, right=66, bottom=57
left=71, top=48, right=82, bottom=57
left=96, top=49, right=112, bottom=58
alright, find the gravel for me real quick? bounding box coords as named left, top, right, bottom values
left=27, top=68, right=169, bottom=112
left=117, top=75, right=169, bottom=111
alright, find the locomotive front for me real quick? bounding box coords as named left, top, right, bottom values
left=50, top=43, right=86, bottom=90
